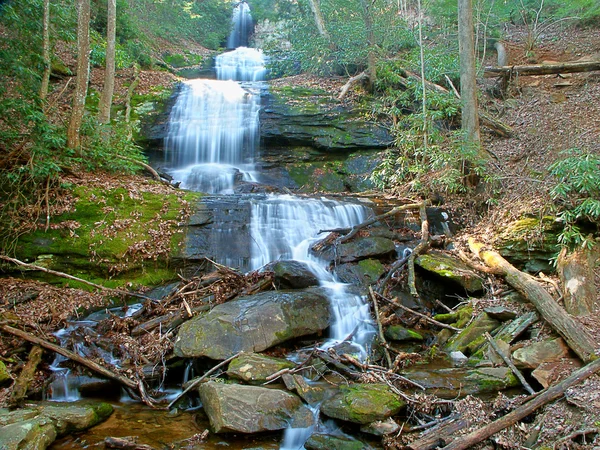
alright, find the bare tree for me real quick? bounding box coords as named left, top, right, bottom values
left=40, top=0, right=51, bottom=101
left=67, top=0, right=91, bottom=149
left=98, top=0, right=116, bottom=124
left=307, top=0, right=334, bottom=49
left=360, top=0, right=377, bottom=91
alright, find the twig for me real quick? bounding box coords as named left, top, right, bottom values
left=378, top=251, right=411, bottom=295
left=374, top=292, right=462, bottom=332
left=0, top=255, right=150, bottom=300
left=369, top=286, right=392, bottom=368
left=168, top=351, right=243, bottom=409
left=484, top=332, right=535, bottom=395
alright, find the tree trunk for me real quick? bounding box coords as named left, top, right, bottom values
left=98, top=0, right=116, bottom=124
left=39, top=0, right=51, bottom=101
left=484, top=60, right=600, bottom=78
left=67, top=0, right=91, bottom=149
left=557, top=246, right=599, bottom=316
left=360, top=0, right=376, bottom=92
left=307, top=0, right=333, bottom=48
left=458, top=0, right=482, bottom=152
left=468, top=239, right=597, bottom=363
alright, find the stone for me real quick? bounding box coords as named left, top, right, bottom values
left=315, top=236, right=396, bottom=264
left=36, top=402, right=114, bottom=435
left=360, top=417, right=401, bottom=436
left=0, top=417, right=57, bottom=450
left=305, top=433, right=366, bottom=450
left=532, top=358, right=582, bottom=388
left=320, top=383, right=405, bottom=424
left=483, top=306, right=518, bottom=321
left=446, top=313, right=501, bottom=355
left=198, top=382, right=314, bottom=433
left=450, top=351, right=468, bottom=366
left=227, top=353, right=296, bottom=384
left=492, top=311, right=539, bottom=345
left=0, top=360, right=10, bottom=385
left=334, top=259, right=386, bottom=286
left=384, top=325, right=424, bottom=342
left=286, top=374, right=338, bottom=405
left=415, top=251, right=484, bottom=293
left=263, top=260, right=319, bottom=289
left=174, top=289, right=331, bottom=359
left=512, top=338, right=571, bottom=369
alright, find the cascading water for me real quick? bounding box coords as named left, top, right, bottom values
left=227, top=1, right=253, bottom=49
left=216, top=47, right=267, bottom=82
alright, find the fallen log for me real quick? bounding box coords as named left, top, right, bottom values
left=404, top=415, right=469, bottom=450
left=104, top=437, right=156, bottom=450
left=484, top=60, right=600, bottom=78
left=441, top=357, right=600, bottom=450
left=9, top=345, right=43, bottom=407
left=468, top=239, right=597, bottom=363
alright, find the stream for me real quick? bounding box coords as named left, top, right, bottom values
left=50, top=2, right=377, bottom=449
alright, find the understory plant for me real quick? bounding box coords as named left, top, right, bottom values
left=549, top=148, right=600, bottom=249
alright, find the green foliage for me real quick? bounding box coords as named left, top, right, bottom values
left=549, top=149, right=600, bottom=248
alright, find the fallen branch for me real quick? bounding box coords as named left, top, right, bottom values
left=484, top=60, right=600, bottom=78
left=378, top=251, right=411, bottom=295
left=168, top=351, right=243, bottom=409
left=374, top=292, right=461, bottom=332
left=405, top=415, right=469, bottom=450
left=484, top=332, right=535, bottom=395
left=0, top=255, right=150, bottom=301
left=469, top=239, right=597, bottom=363
left=441, top=357, right=600, bottom=450
left=338, top=71, right=369, bottom=100
left=369, top=286, right=392, bottom=368
left=408, top=201, right=429, bottom=297
left=0, top=325, right=154, bottom=405
left=116, top=155, right=175, bottom=188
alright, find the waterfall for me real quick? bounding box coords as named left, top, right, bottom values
left=227, top=1, right=253, bottom=49
left=216, top=47, right=267, bottom=82
left=164, top=79, right=260, bottom=193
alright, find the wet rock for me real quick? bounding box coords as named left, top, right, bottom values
left=263, top=260, right=319, bottom=289
left=334, top=259, right=385, bottom=286
left=512, top=338, right=571, bottom=369
left=227, top=353, right=296, bottom=384
left=0, top=401, right=113, bottom=450
left=198, top=382, right=314, bottom=433
left=174, top=289, right=330, bottom=359
left=360, top=417, right=401, bottom=436
left=315, top=236, right=396, bottom=263
left=320, top=383, right=406, bottom=424
left=402, top=367, right=519, bottom=398
left=384, top=325, right=424, bottom=342
left=449, top=351, right=468, bottom=366
left=0, top=360, right=10, bottom=385
left=415, top=251, right=484, bottom=294
left=283, top=374, right=338, bottom=405
left=305, top=433, right=366, bottom=450
left=446, top=312, right=501, bottom=355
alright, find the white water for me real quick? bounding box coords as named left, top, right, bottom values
left=164, top=79, right=261, bottom=193
left=216, top=47, right=267, bottom=81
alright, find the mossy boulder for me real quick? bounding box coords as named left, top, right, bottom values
left=384, top=325, right=424, bottom=342
left=198, top=382, right=314, bottom=433
left=320, top=383, right=406, bottom=424
left=415, top=251, right=484, bottom=293
left=334, top=259, right=386, bottom=286
left=305, top=433, right=366, bottom=450
left=494, top=217, right=561, bottom=272
left=174, top=289, right=330, bottom=359
left=263, top=260, right=319, bottom=289
left=446, top=313, right=501, bottom=355
left=227, top=353, right=296, bottom=384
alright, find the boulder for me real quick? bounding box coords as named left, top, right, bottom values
left=263, top=260, right=319, bottom=289
left=0, top=417, right=56, bottom=450
left=384, top=325, right=424, bottom=342
left=415, top=251, right=484, bottom=293
left=198, top=382, right=314, bottom=433
left=512, top=338, right=571, bottom=369
left=227, top=353, right=296, bottom=384
left=334, top=259, right=385, bottom=286
left=320, top=383, right=405, bottom=424
left=360, top=417, right=401, bottom=436
left=305, top=433, right=366, bottom=450
left=446, top=313, right=501, bottom=355
left=315, top=237, right=396, bottom=264
left=174, top=289, right=330, bottom=359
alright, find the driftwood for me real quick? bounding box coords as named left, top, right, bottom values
left=104, top=437, right=155, bottom=450
left=484, top=60, right=600, bottom=78
left=441, top=357, right=600, bottom=450
left=0, top=255, right=149, bottom=301
left=469, top=239, right=597, bottom=363
left=484, top=332, right=535, bottom=395
left=338, top=71, right=369, bottom=100
left=374, top=292, right=461, bottom=332
left=9, top=345, right=43, bottom=407
left=168, top=351, right=242, bottom=409
left=0, top=324, right=157, bottom=406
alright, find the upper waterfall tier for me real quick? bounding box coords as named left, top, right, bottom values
left=216, top=47, right=267, bottom=81
left=227, top=1, right=253, bottom=49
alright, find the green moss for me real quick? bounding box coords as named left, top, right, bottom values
left=0, top=360, right=10, bottom=385
left=357, top=259, right=385, bottom=280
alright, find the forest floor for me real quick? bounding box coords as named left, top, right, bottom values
left=1, top=22, right=599, bottom=449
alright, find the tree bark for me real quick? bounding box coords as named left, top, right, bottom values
left=40, top=0, right=51, bottom=101
left=484, top=60, right=600, bottom=78
left=67, top=0, right=91, bottom=149
left=441, top=357, right=600, bottom=450
left=307, top=0, right=333, bottom=48
left=458, top=0, right=482, bottom=153
left=98, top=0, right=117, bottom=124
left=557, top=246, right=599, bottom=316
left=468, top=239, right=597, bottom=363
left=360, top=0, right=376, bottom=92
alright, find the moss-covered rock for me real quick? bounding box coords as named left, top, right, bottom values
left=385, top=325, right=424, bottom=342
left=416, top=251, right=484, bottom=293
left=0, top=360, right=10, bottom=385
left=227, top=353, right=296, bottom=384
left=334, top=259, right=385, bottom=286
left=446, top=312, right=501, bottom=355
left=320, top=383, right=405, bottom=424
left=305, top=433, right=366, bottom=450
